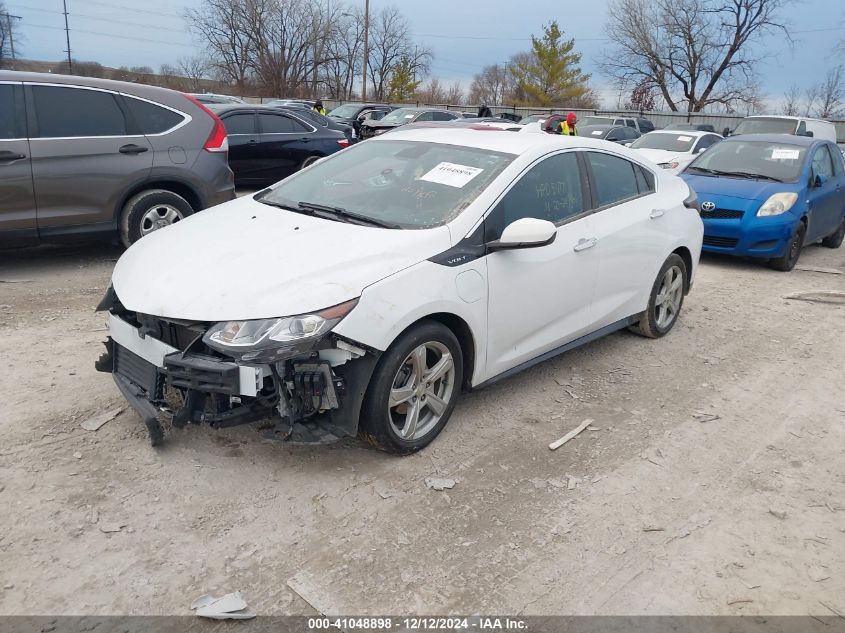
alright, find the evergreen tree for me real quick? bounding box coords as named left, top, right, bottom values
left=387, top=57, right=420, bottom=102
left=511, top=22, right=590, bottom=107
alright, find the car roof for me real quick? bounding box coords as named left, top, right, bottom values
left=0, top=69, right=174, bottom=95
left=725, top=133, right=821, bottom=146
left=379, top=126, right=641, bottom=156
left=206, top=103, right=310, bottom=116
left=579, top=124, right=618, bottom=132
left=743, top=115, right=831, bottom=124
left=644, top=129, right=717, bottom=138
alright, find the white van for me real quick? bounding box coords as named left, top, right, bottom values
left=730, top=116, right=837, bottom=142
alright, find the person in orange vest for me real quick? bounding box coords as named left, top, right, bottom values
left=558, top=112, right=577, bottom=136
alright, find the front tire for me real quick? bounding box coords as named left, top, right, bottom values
left=300, top=155, right=321, bottom=170
left=821, top=216, right=845, bottom=248
left=119, top=189, right=193, bottom=248
left=359, top=321, right=463, bottom=454
left=769, top=222, right=806, bottom=271
left=629, top=254, right=688, bottom=339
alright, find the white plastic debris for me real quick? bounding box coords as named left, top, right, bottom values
left=191, top=591, right=256, bottom=620
left=425, top=477, right=456, bottom=491
left=549, top=419, right=593, bottom=451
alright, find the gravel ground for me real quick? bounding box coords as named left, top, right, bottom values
left=0, top=240, right=843, bottom=616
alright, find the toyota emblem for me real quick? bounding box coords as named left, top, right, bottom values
left=701, top=201, right=716, bottom=212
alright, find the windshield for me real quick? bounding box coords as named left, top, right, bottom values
left=259, top=140, right=515, bottom=229
left=686, top=140, right=807, bottom=182
left=580, top=116, right=614, bottom=127
left=328, top=104, right=360, bottom=118
left=733, top=118, right=798, bottom=136
left=631, top=132, right=697, bottom=152
left=519, top=115, right=546, bottom=125
left=381, top=108, right=419, bottom=124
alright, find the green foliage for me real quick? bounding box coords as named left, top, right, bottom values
left=387, top=57, right=420, bottom=102
left=510, top=21, right=590, bottom=107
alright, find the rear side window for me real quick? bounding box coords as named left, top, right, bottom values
left=259, top=113, right=302, bottom=133
left=0, top=84, right=20, bottom=139
left=222, top=113, right=256, bottom=135
left=124, top=97, right=184, bottom=134
left=634, top=164, right=656, bottom=194
left=32, top=85, right=127, bottom=138
left=587, top=152, right=641, bottom=207
left=432, top=111, right=455, bottom=121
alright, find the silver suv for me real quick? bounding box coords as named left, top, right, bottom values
left=0, top=71, right=236, bottom=248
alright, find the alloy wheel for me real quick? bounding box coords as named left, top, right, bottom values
left=387, top=341, right=456, bottom=441
left=139, top=204, right=184, bottom=236
left=654, top=265, right=684, bottom=329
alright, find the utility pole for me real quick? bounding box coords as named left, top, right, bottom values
left=361, top=0, right=368, bottom=102
left=62, top=0, right=72, bottom=73
left=1, top=11, right=21, bottom=70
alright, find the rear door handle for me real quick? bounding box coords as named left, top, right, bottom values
left=573, top=237, right=598, bottom=252
left=300, top=137, right=311, bottom=142
left=0, top=150, right=26, bottom=162
left=650, top=208, right=666, bottom=219
left=119, top=144, right=148, bottom=155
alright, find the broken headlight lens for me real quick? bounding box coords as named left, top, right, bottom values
left=203, top=299, right=358, bottom=357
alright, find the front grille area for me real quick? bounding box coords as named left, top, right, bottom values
left=114, top=344, right=162, bottom=399
left=701, top=208, right=744, bottom=219
left=136, top=313, right=208, bottom=350
left=703, top=235, right=739, bottom=248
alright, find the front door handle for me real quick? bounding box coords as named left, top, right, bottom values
left=0, top=150, right=26, bottom=162
left=119, top=144, right=149, bottom=155
left=650, top=208, right=666, bottom=219
left=300, top=137, right=311, bottom=142
left=573, top=237, right=598, bottom=252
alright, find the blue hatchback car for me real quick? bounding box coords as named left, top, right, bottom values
left=681, top=134, right=845, bottom=270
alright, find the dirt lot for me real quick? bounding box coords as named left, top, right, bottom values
left=0, top=241, right=844, bottom=617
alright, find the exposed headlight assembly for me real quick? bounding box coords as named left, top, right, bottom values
left=203, top=299, right=358, bottom=362
left=658, top=161, right=680, bottom=170
left=757, top=192, right=798, bottom=217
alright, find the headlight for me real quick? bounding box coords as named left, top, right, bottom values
left=203, top=299, right=358, bottom=361
left=658, top=162, right=680, bottom=170
left=757, top=192, right=798, bottom=217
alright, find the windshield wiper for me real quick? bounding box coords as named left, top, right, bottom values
left=722, top=171, right=784, bottom=182
left=297, top=201, right=400, bottom=229
left=686, top=166, right=722, bottom=175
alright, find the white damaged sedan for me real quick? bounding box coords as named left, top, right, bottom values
left=96, top=127, right=703, bottom=452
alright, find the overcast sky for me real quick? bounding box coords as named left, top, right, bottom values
left=10, top=0, right=845, bottom=108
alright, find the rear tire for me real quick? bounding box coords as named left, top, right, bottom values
left=629, top=254, right=688, bottom=339
left=119, top=189, right=193, bottom=248
left=359, top=321, right=463, bottom=454
left=300, top=155, right=321, bottom=170
left=769, top=222, right=806, bottom=271
left=821, top=216, right=845, bottom=248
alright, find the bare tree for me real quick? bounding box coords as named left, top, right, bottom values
left=813, top=65, right=844, bottom=119
left=804, top=84, right=821, bottom=118
left=177, top=56, right=211, bottom=92
left=602, top=0, right=787, bottom=112
left=624, top=80, right=657, bottom=111
left=445, top=81, right=464, bottom=105
left=320, top=7, right=365, bottom=99
left=367, top=5, right=431, bottom=101
left=185, top=0, right=254, bottom=89
left=0, top=1, right=22, bottom=69
left=469, top=64, right=512, bottom=105
left=781, top=84, right=802, bottom=116
left=417, top=78, right=446, bottom=104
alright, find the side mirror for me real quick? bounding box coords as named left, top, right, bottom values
left=622, top=142, right=632, bottom=147
left=487, top=218, right=557, bottom=252
left=722, top=127, right=731, bottom=137
left=804, top=130, right=814, bottom=138
left=814, top=173, right=828, bottom=188
left=697, top=146, right=707, bottom=153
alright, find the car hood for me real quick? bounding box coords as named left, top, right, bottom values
left=636, top=148, right=689, bottom=165
left=112, top=196, right=451, bottom=322
left=682, top=173, right=802, bottom=202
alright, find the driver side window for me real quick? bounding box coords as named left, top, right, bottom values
left=812, top=146, right=834, bottom=179
left=484, top=152, right=586, bottom=242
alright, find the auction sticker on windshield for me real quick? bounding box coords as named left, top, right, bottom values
left=772, top=149, right=800, bottom=160
left=677, top=135, right=693, bottom=142
left=419, top=162, right=484, bottom=188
